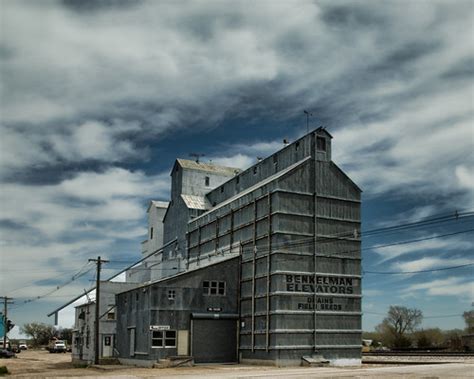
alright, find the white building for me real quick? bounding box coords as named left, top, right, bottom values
left=71, top=281, right=139, bottom=364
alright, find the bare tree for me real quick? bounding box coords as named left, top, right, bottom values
left=376, top=306, right=423, bottom=348
left=463, top=310, right=474, bottom=333
left=21, top=323, right=57, bottom=347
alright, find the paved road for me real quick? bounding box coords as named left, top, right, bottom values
left=153, top=363, right=472, bottom=378
left=4, top=350, right=473, bottom=378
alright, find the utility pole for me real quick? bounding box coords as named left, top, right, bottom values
left=88, top=257, right=108, bottom=365
left=1, top=296, right=14, bottom=348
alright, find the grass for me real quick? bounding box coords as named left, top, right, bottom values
left=0, top=366, right=9, bottom=376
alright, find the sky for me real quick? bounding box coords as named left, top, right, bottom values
left=0, top=0, right=473, bottom=336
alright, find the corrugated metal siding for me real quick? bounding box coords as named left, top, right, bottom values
left=182, top=131, right=361, bottom=363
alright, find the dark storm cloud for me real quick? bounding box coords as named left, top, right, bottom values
left=61, top=0, right=143, bottom=12
left=321, top=2, right=388, bottom=28
left=441, top=56, right=474, bottom=79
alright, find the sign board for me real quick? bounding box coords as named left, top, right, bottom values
left=207, top=307, right=222, bottom=312
left=0, top=314, right=4, bottom=338
left=283, top=274, right=360, bottom=311
left=149, top=325, right=170, bottom=331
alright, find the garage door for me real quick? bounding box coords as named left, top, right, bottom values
left=192, top=319, right=237, bottom=363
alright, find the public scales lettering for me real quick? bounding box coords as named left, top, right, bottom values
left=285, top=274, right=355, bottom=311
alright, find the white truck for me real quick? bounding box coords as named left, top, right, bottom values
left=48, top=339, right=67, bottom=353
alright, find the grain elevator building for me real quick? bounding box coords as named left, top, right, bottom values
left=116, top=128, right=362, bottom=366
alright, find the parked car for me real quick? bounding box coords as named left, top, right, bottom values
left=0, top=349, right=15, bottom=358
left=19, top=342, right=28, bottom=350
left=48, top=340, right=67, bottom=353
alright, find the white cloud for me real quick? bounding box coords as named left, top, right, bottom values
left=373, top=235, right=473, bottom=263
left=0, top=168, right=169, bottom=237
left=391, top=257, right=473, bottom=272
left=207, top=140, right=288, bottom=170
left=211, top=154, right=254, bottom=170
left=456, top=166, right=474, bottom=190
left=0, top=167, right=170, bottom=297
left=403, top=277, right=474, bottom=298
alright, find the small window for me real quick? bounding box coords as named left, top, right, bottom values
left=220, top=186, right=224, bottom=193
left=295, top=141, right=300, bottom=151
left=107, top=311, right=115, bottom=320
left=203, top=280, right=226, bottom=296
left=168, top=290, right=175, bottom=300
left=253, top=166, right=257, bottom=175
left=236, top=176, right=240, bottom=184
left=317, top=136, right=326, bottom=151
left=205, top=176, right=210, bottom=186
left=273, top=155, right=278, bottom=164
left=150, top=227, right=154, bottom=240
left=151, top=330, right=176, bottom=348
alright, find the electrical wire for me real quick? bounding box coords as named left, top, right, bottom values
left=364, top=262, right=474, bottom=275
left=10, top=262, right=95, bottom=309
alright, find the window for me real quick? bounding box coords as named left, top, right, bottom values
left=203, top=280, right=226, bottom=295
left=253, top=166, right=257, bottom=175
left=151, top=330, right=176, bottom=348
left=168, top=290, right=175, bottom=300
left=316, top=136, right=326, bottom=151
left=295, top=141, right=300, bottom=151
left=273, top=155, right=278, bottom=164
left=220, top=186, right=224, bottom=193
left=150, top=227, right=154, bottom=240
left=236, top=176, right=240, bottom=184
left=86, top=328, right=90, bottom=348
left=107, top=311, right=115, bottom=320
left=205, top=176, right=210, bottom=186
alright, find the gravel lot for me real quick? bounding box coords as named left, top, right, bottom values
left=1, top=349, right=473, bottom=378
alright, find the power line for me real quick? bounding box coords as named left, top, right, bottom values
left=10, top=263, right=95, bottom=309
left=362, top=211, right=474, bottom=238
left=364, top=262, right=474, bottom=275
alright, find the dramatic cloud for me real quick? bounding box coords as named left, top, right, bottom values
left=0, top=0, right=472, bottom=329
left=0, top=167, right=169, bottom=296
left=403, top=277, right=474, bottom=298
left=372, top=235, right=474, bottom=263
left=391, top=257, right=473, bottom=272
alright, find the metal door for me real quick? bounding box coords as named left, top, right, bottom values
left=192, top=319, right=237, bottom=363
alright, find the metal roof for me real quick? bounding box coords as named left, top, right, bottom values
left=176, top=159, right=241, bottom=176
left=191, top=156, right=312, bottom=223
left=151, top=200, right=169, bottom=208
left=147, top=200, right=169, bottom=213
left=181, top=194, right=211, bottom=210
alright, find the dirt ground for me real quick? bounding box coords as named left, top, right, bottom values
left=1, top=349, right=473, bottom=378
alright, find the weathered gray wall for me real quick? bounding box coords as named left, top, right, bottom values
left=116, top=258, right=239, bottom=363
left=186, top=130, right=361, bottom=365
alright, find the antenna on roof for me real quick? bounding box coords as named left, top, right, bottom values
left=189, top=153, right=205, bottom=163
left=303, top=110, right=313, bottom=134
